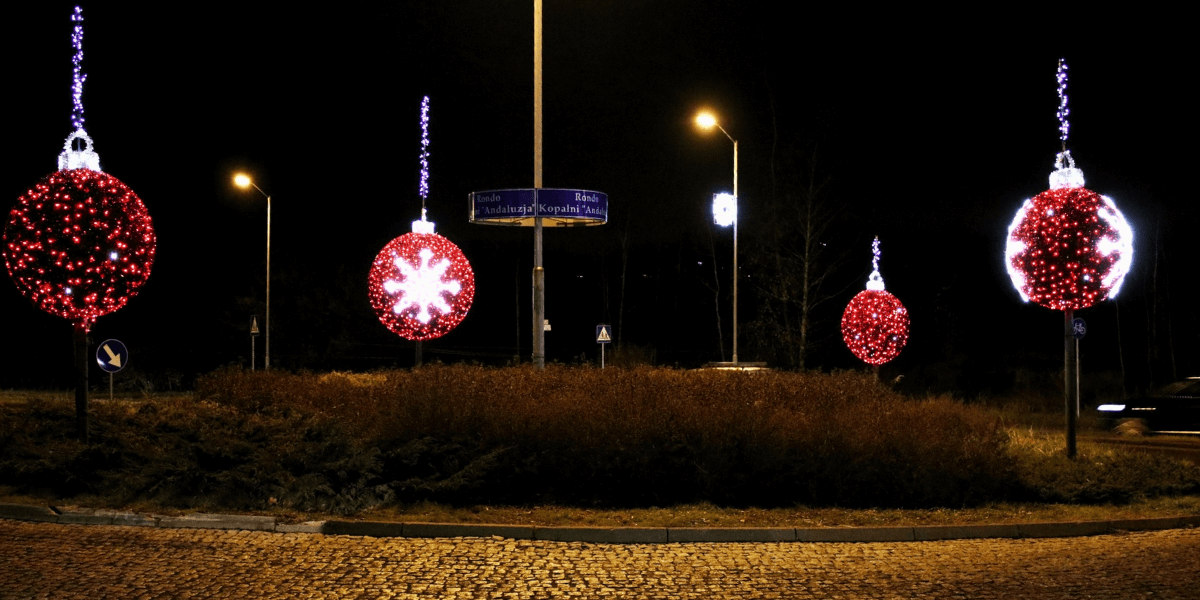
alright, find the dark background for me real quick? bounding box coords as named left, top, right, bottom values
left=2, top=2, right=1194, bottom=399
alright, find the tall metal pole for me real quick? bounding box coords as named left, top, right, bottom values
left=731, top=139, right=738, bottom=364
left=265, top=193, right=271, bottom=370
left=532, top=0, right=545, bottom=369
left=1064, top=309, right=1077, bottom=458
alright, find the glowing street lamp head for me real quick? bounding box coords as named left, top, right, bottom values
left=233, top=173, right=252, bottom=189
left=695, top=112, right=717, bottom=130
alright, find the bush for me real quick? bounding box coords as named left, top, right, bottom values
left=6, top=365, right=1193, bottom=513
left=197, top=365, right=1014, bottom=508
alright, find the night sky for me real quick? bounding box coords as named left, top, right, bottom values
left=2, top=3, right=1194, bottom=395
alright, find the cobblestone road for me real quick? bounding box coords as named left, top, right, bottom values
left=2, top=519, right=1198, bottom=599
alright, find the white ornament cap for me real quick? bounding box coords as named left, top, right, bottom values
left=866, top=236, right=886, bottom=291
left=58, top=128, right=101, bottom=171
left=1049, top=150, right=1085, bottom=189
left=412, top=207, right=436, bottom=234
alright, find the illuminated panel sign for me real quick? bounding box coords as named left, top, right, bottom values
left=469, top=188, right=607, bottom=227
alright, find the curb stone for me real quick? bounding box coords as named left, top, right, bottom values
left=157, top=513, right=276, bottom=531
left=912, top=524, right=1021, bottom=541
left=402, top=522, right=537, bottom=540
left=321, top=520, right=405, bottom=537
left=534, top=527, right=668, bottom=544
left=668, top=527, right=795, bottom=543
left=798, top=526, right=914, bottom=543
left=56, top=508, right=115, bottom=526
left=277, top=521, right=326, bottom=534
left=1017, top=521, right=1111, bottom=538
left=0, top=503, right=58, bottom=523
left=1, top=502, right=1197, bottom=543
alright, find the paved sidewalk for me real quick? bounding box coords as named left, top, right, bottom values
left=3, top=518, right=1199, bottom=599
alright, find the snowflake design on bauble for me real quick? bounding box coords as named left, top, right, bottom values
left=385, top=247, right=461, bottom=323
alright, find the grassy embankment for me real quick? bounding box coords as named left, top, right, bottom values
left=2, top=366, right=1197, bottom=526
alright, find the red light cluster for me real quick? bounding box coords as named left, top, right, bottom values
left=1006, top=187, right=1124, bottom=311
left=367, top=232, right=475, bottom=341
left=4, top=169, right=155, bottom=328
left=841, top=290, right=909, bottom=366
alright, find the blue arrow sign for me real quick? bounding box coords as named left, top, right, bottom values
left=96, top=339, right=128, bottom=373
left=596, top=324, right=612, bottom=344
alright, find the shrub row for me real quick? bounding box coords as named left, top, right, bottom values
left=3, top=365, right=1196, bottom=514
left=200, top=366, right=1016, bottom=508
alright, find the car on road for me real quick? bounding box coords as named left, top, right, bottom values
left=1097, top=377, right=1200, bottom=435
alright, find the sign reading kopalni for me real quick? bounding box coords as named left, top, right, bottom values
left=469, top=188, right=608, bottom=227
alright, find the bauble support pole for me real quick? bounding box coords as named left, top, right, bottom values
left=73, top=321, right=89, bottom=443
left=1064, top=309, right=1078, bottom=459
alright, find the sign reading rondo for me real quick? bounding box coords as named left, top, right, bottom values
left=469, top=188, right=607, bottom=227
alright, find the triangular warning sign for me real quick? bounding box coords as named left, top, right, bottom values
left=597, top=327, right=611, bottom=342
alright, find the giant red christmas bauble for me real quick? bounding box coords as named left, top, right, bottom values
left=367, top=232, right=474, bottom=341
left=4, top=168, right=156, bottom=327
left=841, top=290, right=909, bottom=366
left=1005, top=184, right=1132, bottom=311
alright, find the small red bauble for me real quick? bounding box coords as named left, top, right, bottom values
left=4, top=168, right=156, bottom=327
left=841, top=290, right=910, bottom=366
left=367, top=232, right=474, bottom=341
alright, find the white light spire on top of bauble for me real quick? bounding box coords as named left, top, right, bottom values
left=59, top=6, right=100, bottom=172
left=866, top=236, right=885, bottom=291
left=412, top=96, right=435, bottom=234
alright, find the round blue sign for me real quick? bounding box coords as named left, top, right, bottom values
left=96, top=339, right=128, bottom=373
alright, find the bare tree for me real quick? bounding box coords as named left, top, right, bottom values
left=748, top=151, right=849, bottom=369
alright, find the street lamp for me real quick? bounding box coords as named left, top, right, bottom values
left=233, top=173, right=272, bottom=370
left=695, top=111, right=739, bottom=364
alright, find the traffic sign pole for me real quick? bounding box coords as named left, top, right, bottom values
left=95, top=339, right=129, bottom=404
left=596, top=324, right=612, bottom=369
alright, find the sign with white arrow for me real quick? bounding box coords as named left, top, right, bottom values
left=96, top=339, right=128, bottom=374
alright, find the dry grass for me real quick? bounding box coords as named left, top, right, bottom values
left=193, top=365, right=1015, bottom=508
left=3, top=366, right=1198, bottom=518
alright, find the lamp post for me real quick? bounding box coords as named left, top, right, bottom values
left=234, top=173, right=272, bottom=370
left=696, top=112, right=739, bottom=364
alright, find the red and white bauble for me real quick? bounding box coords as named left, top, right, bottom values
left=4, top=131, right=156, bottom=328
left=1005, top=152, right=1133, bottom=311
left=367, top=218, right=474, bottom=341
left=842, top=290, right=910, bottom=366
left=841, top=237, right=909, bottom=366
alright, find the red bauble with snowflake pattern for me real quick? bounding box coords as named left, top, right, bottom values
left=4, top=168, right=156, bottom=328
left=367, top=226, right=474, bottom=341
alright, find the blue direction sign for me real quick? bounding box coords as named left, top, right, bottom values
left=96, top=339, right=128, bottom=373
left=596, top=324, right=612, bottom=344
left=1072, top=318, right=1087, bottom=340
left=470, top=188, right=608, bottom=227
